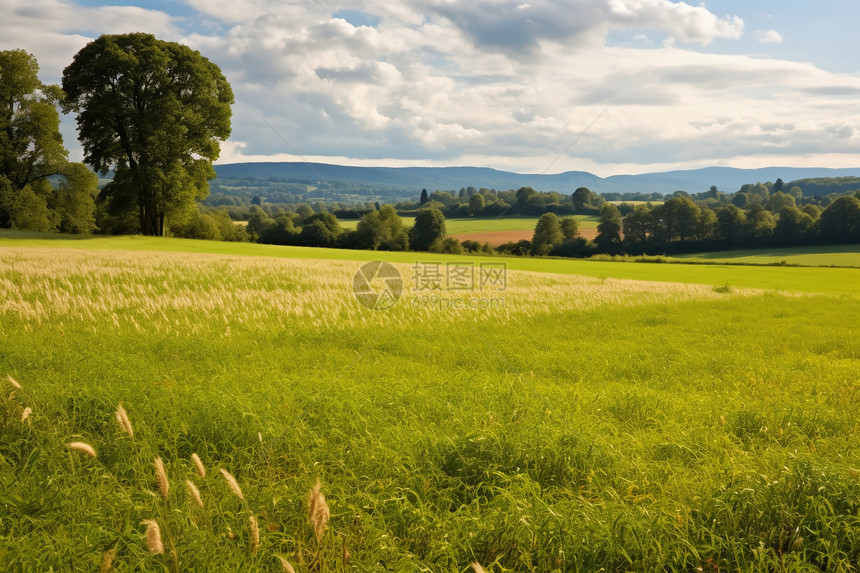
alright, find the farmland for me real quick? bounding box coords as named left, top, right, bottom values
left=1, top=236, right=859, bottom=571
left=339, top=215, right=602, bottom=246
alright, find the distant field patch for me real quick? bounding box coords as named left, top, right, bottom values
left=451, top=226, right=599, bottom=246
left=675, top=244, right=860, bottom=267
left=340, top=215, right=599, bottom=236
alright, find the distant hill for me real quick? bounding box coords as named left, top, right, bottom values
left=209, top=162, right=860, bottom=204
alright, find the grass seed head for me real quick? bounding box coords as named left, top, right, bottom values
left=249, top=515, right=259, bottom=555
left=276, top=556, right=296, bottom=573
left=154, top=457, right=169, bottom=500
left=6, top=374, right=22, bottom=390
left=21, top=407, right=32, bottom=422
left=191, top=453, right=206, bottom=478
left=307, top=479, right=330, bottom=542
left=142, top=520, right=164, bottom=555
left=220, top=468, right=244, bottom=500
left=68, top=441, right=97, bottom=458
left=185, top=479, right=203, bottom=508
left=115, top=403, right=133, bottom=437
left=101, top=547, right=116, bottom=572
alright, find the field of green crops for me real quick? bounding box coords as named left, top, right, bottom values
left=1, top=235, right=859, bottom=571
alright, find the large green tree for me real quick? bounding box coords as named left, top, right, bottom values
left=62, top=33, right=233, bottom=236
left=0, top=49, right=97, bottom=232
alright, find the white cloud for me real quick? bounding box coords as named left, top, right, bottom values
left=3, top=0, right=860, bottom=175
left=756, top=29, right=784, bottom=44
left=0, top=0, right=180, bottom=79
left=609, top=0, right=743, bottom=45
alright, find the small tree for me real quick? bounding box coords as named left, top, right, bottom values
left=774, top=206, right=814, bottom=246
left=531, top=212, right=563, bottom=255
left=468, top=193, right=485, bottom=216
left=622, top=205, right=653, bottom=244
left=560, top=216, right=580, bottom=240
left=595, top=203, right=623, bottom=253
left=819, top=196, right=860, bottom=244
left=420, top=188, right=428, bottom=205
left=356, top=205, right=408, bottom=250
left=409, top=207, right=446, bottom=251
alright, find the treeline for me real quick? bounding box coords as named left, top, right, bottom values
left=172, top=203, right=492, bottom=255
left=498, top=192, right=860, bottom=258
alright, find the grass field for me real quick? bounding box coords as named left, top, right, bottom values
left=1, top=235, right=860, bottom=571
left=2, top=230, right=858, bottom=295
left=676, top=244, right=860, bottom=268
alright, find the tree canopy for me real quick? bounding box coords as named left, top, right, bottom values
left=409, top=207, right=446, bottom=251
left=0, top=49, right=97, bottom=232
left=62, top=33, right=233, bottom=236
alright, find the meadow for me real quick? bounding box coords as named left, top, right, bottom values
left=1, top=236, right=859, bottom=571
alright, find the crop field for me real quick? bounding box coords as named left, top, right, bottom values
left=1, top=238, right=860, bottom=571
left=338, top=216, right=601, bottom=246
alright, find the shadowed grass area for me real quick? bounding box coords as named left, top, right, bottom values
left=675, top=244, right=860, bottom=267
left=0, top=246, right=859, bottom=570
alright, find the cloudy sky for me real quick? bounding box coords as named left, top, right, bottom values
left=3, top=0, right=860, bottom=176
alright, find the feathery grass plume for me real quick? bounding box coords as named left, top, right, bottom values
left=101, top=546, right=116, bottom=572
left=6, top=374, right=22, bottom=390
left=276, top=556, right=296, bottom=573
left=68, top=441, right=97, bottom=458
left=220, top=468, right=244, bottom=500
left=154, top=457, right=169, bottom=501
left=249, top=515, right=259, bottom=555
left=185, top=479, right=203, bottom=508
left=142, top=520, right=164, bottom=555
left=191, top=453, right=206, bottom=478
left=115, top=403, right=133, bottom=437
left=307, top=479, right=330, bottom=542
left=471, top=563, right=487, bottom=573
left=21, top=407, right=32, bottom=422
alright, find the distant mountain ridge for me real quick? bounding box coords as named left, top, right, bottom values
left=212, top=161, right=860, bottom=199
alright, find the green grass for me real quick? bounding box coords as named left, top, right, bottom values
left=2, top=230, right=858, bottom=296
left=675, top=244, right=860, bottom=268
left=1, top=244, right=859, bottom=571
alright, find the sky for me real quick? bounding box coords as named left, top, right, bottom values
left=2, top=0, right=860, bottom=177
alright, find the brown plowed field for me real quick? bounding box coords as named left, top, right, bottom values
left=450, top=227, right=599, bottom=246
